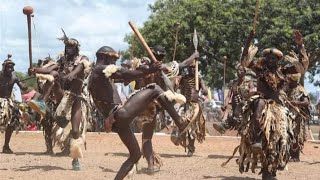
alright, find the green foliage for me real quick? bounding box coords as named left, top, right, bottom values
left=124, top=0, right=320, bottom=88
left=15, top=71, right=37, bottom=93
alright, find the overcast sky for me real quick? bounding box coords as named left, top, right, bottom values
left=0, top=0, right=155, bottom=72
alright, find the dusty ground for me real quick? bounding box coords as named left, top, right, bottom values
left=1, top=131, right=320, bottom=180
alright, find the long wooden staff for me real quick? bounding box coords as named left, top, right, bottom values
left=129, top=21, right=158, bottom=63
left=253, top=0, right=259, bottom=33
left=172, top=22, right=180, bottom=61
left=128, top=21, right=175, bottom=92
left=23, top=6, right=34, bottom=71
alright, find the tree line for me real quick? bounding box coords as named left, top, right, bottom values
left=123, top=0, right=320, bottom=88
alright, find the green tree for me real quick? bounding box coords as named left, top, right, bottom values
left=124, top=0, right=320, bottom=88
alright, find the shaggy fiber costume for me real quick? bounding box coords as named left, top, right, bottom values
left=52, top=91, right=89, bottom=159
left=52, top=56, right=92, bottom=158
left=0, top=98, right=13, bottom=132
left=222, top=94, right=293, bottom=177
left=173, top=102, right=206, bottom=149
left=286, top=84, right=309, bottom=160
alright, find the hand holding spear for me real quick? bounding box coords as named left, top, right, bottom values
left=193, top=28, right=199, bottom=91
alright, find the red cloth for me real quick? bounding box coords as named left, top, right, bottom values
left=22, top=90, right=36, bottom=101
left=26, top=123, right=37, bottom=131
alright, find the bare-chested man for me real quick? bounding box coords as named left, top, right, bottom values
left=28, top=56, right=63, bottom=154
left=133, top=45, right=199, bottom=172
left=0, top=54, right=27, bottom=153
left=88, top=45, right=190, bottom=179
left=178, top=62, right=208, bottom=156
left=29, top=30, right=91, bottom=170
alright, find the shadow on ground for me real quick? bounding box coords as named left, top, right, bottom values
left=137, top=167, right=162, bottom=175
left=301, top=161, right=320, bottom=165
left=203, top=175, right=257, bottom=179
left=14, top=165, right=66, bottom=171
left=105, top=152, right=128, bottom=157
left=105, top=152, right=200, bottom=158
left=207, top=154, right=239, bottom=159
left=13, top=152, right=55, bottom=157
left=99, top=166, right=117, bottom=173
left=158, top=153, right=200, bottom=158
left=13, top=151, right=70, bottom=159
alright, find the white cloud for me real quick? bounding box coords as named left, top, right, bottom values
left=0, top=0, right=155, bottom=72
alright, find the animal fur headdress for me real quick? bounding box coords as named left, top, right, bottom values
left=262, top=48, right=283, bottom=60
left=57, top=28, right=80, bottom=47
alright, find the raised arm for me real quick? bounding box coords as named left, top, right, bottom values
left=294, top=30, right=309, bottom=72
left=178, top=51, right=199, bottom=69
left=14, top=74, right=28, bottom=92
left=240, top=30, right=256, bottom=68
left=102, top=61, right=161, bottom=82
left=29, top=63, right=59, bottom=74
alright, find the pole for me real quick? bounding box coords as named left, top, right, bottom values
left=23, top=6, right=34, bottom=70
left=128, top=21, right=175, bottom=92
left=193, top=28, right=199, bottom=91
left=172, top=22, right=180, bottom=62
left=223, top=56, right=227, bottom=105
left=128, top=21, right=158, bottom=63
left=253, top=0, right=260, bottom=33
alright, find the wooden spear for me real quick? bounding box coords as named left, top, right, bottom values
left=193, top=28, right=199, bottom=91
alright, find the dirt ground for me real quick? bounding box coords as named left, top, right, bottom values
left=1, top=131, right=320, bottom=180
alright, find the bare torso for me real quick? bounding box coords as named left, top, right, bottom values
left=180, top=75, right=199, bottom=102
left=0, top=72, right=19, bottom=98
left=135, top=71, right=166, bottom=91
left=89, top=65, right=122, bottom=117
left=62, top=56, right=87, bottom=95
